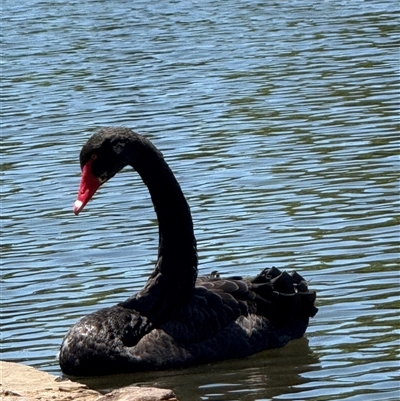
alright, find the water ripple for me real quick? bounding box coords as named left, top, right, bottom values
left=2, top=0, right=399, bottom=400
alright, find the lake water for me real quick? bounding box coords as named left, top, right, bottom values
left=2, top=0, right=399, bottom=400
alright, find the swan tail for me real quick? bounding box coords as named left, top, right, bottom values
left=250, top=267, right=318, bottom=327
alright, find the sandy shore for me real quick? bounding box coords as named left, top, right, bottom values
left=0, top=361, right=178, bottom=401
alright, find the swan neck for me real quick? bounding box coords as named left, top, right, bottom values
left=125, top=140, right=198, bottom=318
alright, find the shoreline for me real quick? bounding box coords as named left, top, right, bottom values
left=0, top=361, right=178, bottom=401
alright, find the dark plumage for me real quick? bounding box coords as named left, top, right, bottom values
left=59, top=127, right=317, bottom=376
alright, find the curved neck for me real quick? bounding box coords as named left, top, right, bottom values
left=121, top=138, right=198, bottom=320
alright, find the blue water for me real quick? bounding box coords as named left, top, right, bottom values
left=2, top=0, right=399, bottom=399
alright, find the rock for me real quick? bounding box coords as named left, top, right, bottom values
left=97, top=386, right=178, bottom=401
left=0, top=361, right=178, bottom=401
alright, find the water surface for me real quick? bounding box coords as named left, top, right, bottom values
left=2, top=0, right=399, bottom=400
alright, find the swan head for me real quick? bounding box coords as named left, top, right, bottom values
left=73, top=127, right=136, bottom=215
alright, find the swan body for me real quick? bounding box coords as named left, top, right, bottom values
left=59, top=127, right=317, bottom=376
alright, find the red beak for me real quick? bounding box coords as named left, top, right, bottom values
left=73, top=161, right=101, bottom=215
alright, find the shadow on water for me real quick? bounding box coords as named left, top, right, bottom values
left=72, top=337, right=319, bottom=400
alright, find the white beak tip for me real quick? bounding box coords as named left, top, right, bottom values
left=73, top=200, right=83, bottom=215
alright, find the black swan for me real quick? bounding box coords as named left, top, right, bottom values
left=59, top=127, right=317, bottom=376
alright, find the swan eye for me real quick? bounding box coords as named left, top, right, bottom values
left=113, top=142, right=125, bottom=154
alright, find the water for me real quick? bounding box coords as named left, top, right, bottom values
left=2, top=0, right=399, bottom=399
